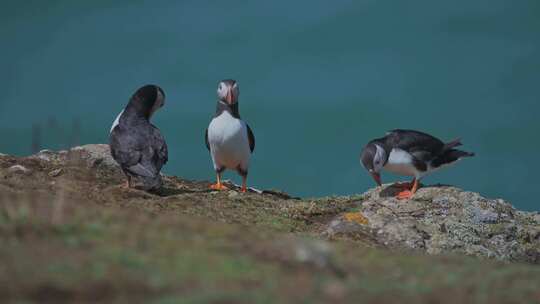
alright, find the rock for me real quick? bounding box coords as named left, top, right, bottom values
left=8, top=165, right=30, bottom=174
left=28, top=149, right=68, bottom=163
left=34, top=149, right=55, bottom=161
left=1, top=146, right=539, bottom=265
left=470, top=207, right=499, bottom=224
left=324, top=184, right=540, bottom=264
left=67, top=144, right=118, bottom=169
left=48, top=168, right=63, bottom=177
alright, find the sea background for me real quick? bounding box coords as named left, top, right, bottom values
left=1, top=0, right=539, bottom=210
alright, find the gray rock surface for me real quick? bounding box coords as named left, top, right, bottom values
left=7, top=165, right=30, bottom=174
left=24, top=145, right=117, bottom=170
left=325, top=184, right=540, bottom=264
left=67, top=144, right=118, bottom=169
left=32, top=149, right=56, bottom=162
left=48, top=168, right=63, bottom=177
left=2, top=144, right=539, bottom=265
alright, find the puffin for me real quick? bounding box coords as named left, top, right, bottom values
left=109, top=84, right=168, bottom=191
left=360, top=129, right=474, bottom=199
left=205, top=79, right=255, bottom=192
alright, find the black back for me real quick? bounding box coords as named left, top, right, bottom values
left=110, top=85, right=168, bottom=189
left=383, top=129, right=473, bottom=170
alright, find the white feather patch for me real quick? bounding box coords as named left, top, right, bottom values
left=207, top=111, right=251, bottom=171
left=384, top=148, right=418, bottom=177
left=110, top=109, right=124, bottom=133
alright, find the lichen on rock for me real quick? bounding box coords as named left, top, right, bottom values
left=0, top=144, right=539, bottom=265
left=326, top=183, right=540, bottom=263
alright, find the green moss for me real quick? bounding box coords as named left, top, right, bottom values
left=1, top=156, right=540, bottom=303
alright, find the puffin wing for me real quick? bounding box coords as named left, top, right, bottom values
left=110, top=125, right=165, bottom=178
left=150, top=125, right=168, bottom=170
left=110, top=128, right=148, bottom=174
left=386, top=129, right=445, bottom=163
left=205, top=128, right=210, bottom=151
left=126, top=161, right=157, bottom=178
left=246, top=124, right=255, bottom=153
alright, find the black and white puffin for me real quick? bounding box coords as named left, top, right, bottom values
left=205, top=79, right=255, bottom=192
left=109, top=84, right=168, bottom=191
left=360, top=129, right=474, bottom=199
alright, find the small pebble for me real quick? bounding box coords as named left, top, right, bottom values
left=533, top=213, right=540, bottom=224
left=8, top=165, right=30, bottom=174
left=34, top=150, right=56, bottom=161
left=48, top=168, right=63, bottom=177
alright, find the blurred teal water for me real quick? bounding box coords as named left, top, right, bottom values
left=1, top=1, right=539, bottom=210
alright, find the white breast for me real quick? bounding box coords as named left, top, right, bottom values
left=207, top=111, right=251, bottom=171
left=384, top=148, right=419, bottom=177
left=110, top=109, right=124, bottom=133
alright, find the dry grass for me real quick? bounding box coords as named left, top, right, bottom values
left=0, top=154, right=540, bottom=303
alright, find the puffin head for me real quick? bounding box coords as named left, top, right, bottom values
left=217, top=79, right=239, bottom=105
left=130, top=85, right=165, bottom=119
left=360, top=142, right=387, bottom=187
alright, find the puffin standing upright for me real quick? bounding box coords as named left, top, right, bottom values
left=109, top=84, right=168, bottom=191
left=205, top=79, right=255, bottom=192
left=360, top=129, right=474, bottom=199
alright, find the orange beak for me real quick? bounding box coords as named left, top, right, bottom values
left=370, top=171, right=382, bottom=187
left=226, top=88, right=234, bottom=104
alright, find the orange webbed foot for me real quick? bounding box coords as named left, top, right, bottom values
left=210, top=183, right=229, bottom=191
left=396, top=190, right=414, bottom=200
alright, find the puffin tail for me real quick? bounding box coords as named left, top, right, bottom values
left=432, top=149, right=475, bottom=168
left=443, top=138, right=463, bottom=151
left=141, top=174, right=163, bottom=191
left=125, top=164, right=163, bottom=191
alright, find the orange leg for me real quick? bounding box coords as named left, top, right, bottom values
left=123, top=176, right=132, bottom=188
left=240, top=175, right=247, bottom=193
left=210, top=173, right=229, bottom=191
left=396, top=178, right=419, bottom=200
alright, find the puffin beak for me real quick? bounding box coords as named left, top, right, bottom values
left=226, top=88, right=233, bottom=104
left=370, top=171, right=382, bottom=187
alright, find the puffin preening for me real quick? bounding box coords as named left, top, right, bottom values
left=109, top=85, right=168, bottom=191
left=360, top=129, right=474, bottom=199
left=205, top=79, right=255, bottom=192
